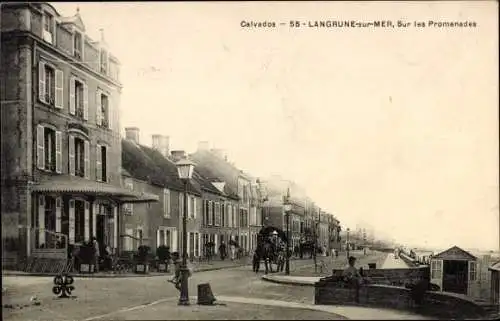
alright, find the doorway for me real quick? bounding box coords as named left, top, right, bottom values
left=443, top=260, right=468, bottom=295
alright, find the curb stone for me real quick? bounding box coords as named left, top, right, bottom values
left=2, top=262, right=251, bottom=279
left=261, top=274, right=318, bottom=286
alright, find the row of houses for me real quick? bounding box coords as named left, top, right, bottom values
left=0, top=2, right=341, bottom=267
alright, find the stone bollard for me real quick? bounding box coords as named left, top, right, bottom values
left=197, top=283, right=216, bottom=305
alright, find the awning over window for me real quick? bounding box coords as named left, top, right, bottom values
left=32, top=176, right=159, bottom=203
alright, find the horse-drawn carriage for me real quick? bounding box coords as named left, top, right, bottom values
left=254, top=226, right=289, bottom=274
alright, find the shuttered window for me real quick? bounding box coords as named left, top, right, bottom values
left=163, top=189, right=171, bottom=218
left=36, top=124, right=61, bottom=173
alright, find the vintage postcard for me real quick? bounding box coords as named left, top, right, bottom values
left=1, top=1, right=498, bottom=320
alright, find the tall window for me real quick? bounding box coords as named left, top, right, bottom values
left=42, top=12, right=54, bottom=44
left=96, top=145, right=107, bottom=182
left=215, top=202, right=221, bottom=226
left=163, top=189, right=171, bottom=218
left=189, top=196, right=195, bottom=218
left=44, top=127, right=56, bottom=171
left=74, top=80, right=84, bottom=118
left=123, top=178, right=134, bottom=215
left=44, top=65, right=55, bottom=104
left=37, top=125, right=61, bottom=173
left=100, top=49, right=108, bottom=74
left=469, top=262, right=477, bottom=281
left=73, top=31, right=83, bottom=59
left=221, top=203, right=225, bottom=227
left=74, top=137, right=85, bottom=177
left=208, top=201, right=213, bottom=225
left=431, top=260, right=442, bottom=279
left=101, top=93, right=109, bottom=127
left=203, top=200, right=210, bottom=226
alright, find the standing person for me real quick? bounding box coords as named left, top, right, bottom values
left=92, top=237, right=100, bottom=273
left=343, top=256, right=362, bottom=302
left=230, top=240, right=236, bottom=261
left=219, top=241, right=227, bottom=260
left=168, top=252, right=181, bottom=290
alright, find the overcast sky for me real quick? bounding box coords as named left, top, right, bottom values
left=54, top=1, right=498, bottom=251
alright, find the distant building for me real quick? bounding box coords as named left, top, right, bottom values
left=191, top=142, right=264, bottom=254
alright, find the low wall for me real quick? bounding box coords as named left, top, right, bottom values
left=331, top=266, right=429, bottom=287
left=314, top=281, right=486, bottom=319
left=399, top=252, right=419, bottom=267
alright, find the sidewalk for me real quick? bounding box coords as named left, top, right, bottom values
left=79, top=295, right=430, bottom=320
left=381, top=253, right=411, bottom=269
left=2, top=257, right=251, bottom=278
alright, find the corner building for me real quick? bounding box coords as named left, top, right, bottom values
left=1, top=3, right=155, bottom=269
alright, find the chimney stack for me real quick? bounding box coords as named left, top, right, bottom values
left=198, top=141, right=209, bottom=151
left=125, top=127, right=140, bottom=144
left=170, top=150, right=186, bottom=162
left=152, top=134, right=170, bottom=158
left=211, top=148, right=225, bottom=159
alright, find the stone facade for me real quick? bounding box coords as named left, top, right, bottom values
left=0, top=3, right=141, bottom=267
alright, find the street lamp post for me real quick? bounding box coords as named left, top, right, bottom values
left=283, top=189, right=292, bottom=275
left=175, top=158, right=196, bottom=306
left=314, top=208, right=320, bottom=273
left=346, top=228, right=350, bottom=261
left=284, top=207, right=291, bottom=275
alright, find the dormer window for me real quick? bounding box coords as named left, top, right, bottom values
left=73, top=31, right=83, bottom=59
left=100, top=49, right=108, bottom=74
left=42, top=12, right=55, bottom=44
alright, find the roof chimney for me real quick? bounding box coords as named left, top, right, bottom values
left=171, top=150, right=186, bottom=162
left=125, top=127, right=140, bottom=144
left=211, top=148, right=225, bottom=159
left=152, top=134, right=170, bottom=158
left=198, top=141, right=209, bottom=151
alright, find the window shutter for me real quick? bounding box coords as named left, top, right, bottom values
left=39, top=62, right=46, bottom=103
left=167, top=190, right=170, bottom=216
left=68, top=135, right=75, bottom=175
left=84, top=140, right=90, bottom=179
left=179, top=193, right=183, bottom=218
left=38, top=195, right=45, bottom=245
left=96, top=144, right=102, bottom=181
left=55, top=130, right=62, bottom=173
left=69, top=199, right=75, bottom=244
left=55, top=197, right=62, bottom=233
left=172, top=229, right=178, bottom=252
left=108, top=96, right=113, bottom=130
left=69, top=77, right=75, bottom=115
left=193, top=197, right=197, bottom=218
left=55, top=69, right=63, bottom=109
left=83, top=82, right=89, bottom=120
left=92, top=202, right=98, bottom=237
left=105, top=147, right=110, bottom=182
left=84, top=201, right=90, bottom=241
left=37, top=124, right=45, bottom=169
left=113, top=206, right=118, bottom=249
left=96, top=90, right=102, bottom=126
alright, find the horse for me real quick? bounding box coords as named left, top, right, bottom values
left=254, top=238, right=278, bottom=274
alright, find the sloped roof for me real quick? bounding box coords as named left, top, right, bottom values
left=188, top=154, right=239, bottom=200
left=122, top=139, right=167, bottom=187
left=489, top=261, right=500, bottom=272
left=192, top=169, right=223, bottom=196
left=139, top=144, right=201, bottom=196
left=122, top=139, right=201, bottom=195
left=433, top=246, right=477, bottom=261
